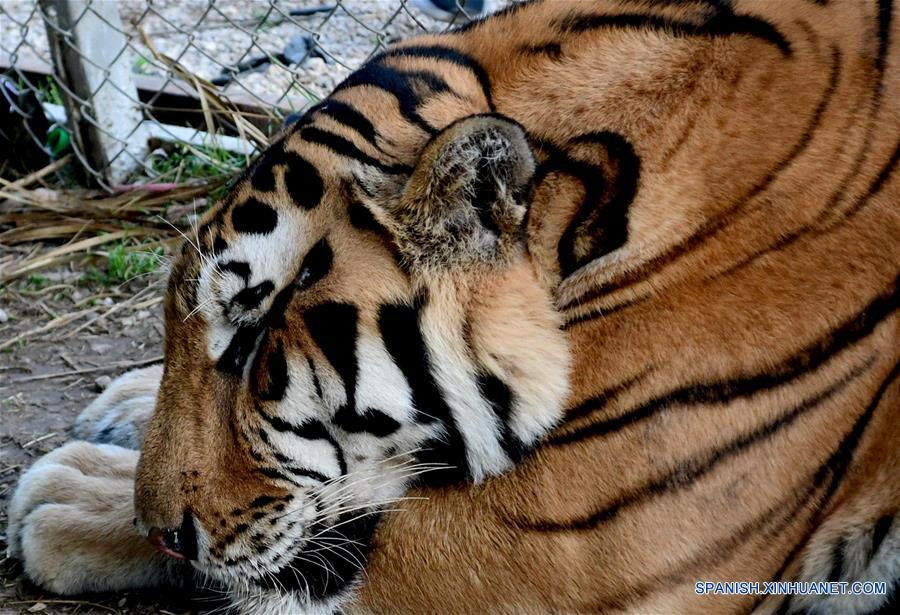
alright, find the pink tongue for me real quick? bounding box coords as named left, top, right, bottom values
left=147, top=527, right=187, bottom=560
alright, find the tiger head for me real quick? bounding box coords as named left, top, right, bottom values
left=133, top=107, right=570, bottom=607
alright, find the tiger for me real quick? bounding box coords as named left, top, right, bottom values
left=6, top=0, right=899, bottom=613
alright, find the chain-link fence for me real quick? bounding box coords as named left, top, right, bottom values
left=0, top=0, right=497, bottom=190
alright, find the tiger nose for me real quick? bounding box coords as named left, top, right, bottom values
left=147, top=510, right=198, bottom=561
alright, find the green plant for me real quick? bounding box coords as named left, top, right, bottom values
left=133, top=54, right=153, bottom=75
left=37, top=78, right=64, bottom=106
left=150, top=142, right=244, bottom=181
left=24, top=274, right=49, bottom=290
left=83, top=242, right=164, bottom=286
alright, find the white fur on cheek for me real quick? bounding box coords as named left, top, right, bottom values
left=197, top=210, right=311, bottom=361
left=355, top=331, right=414, bottom=422
left=420, top=279, right=512, bottom=482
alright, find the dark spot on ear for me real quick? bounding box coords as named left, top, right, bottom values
left=284, top=153, right=323, bottom=210
left=233, top=280, right=275, bottom=310
left=232, top=198, right=278, bottom=235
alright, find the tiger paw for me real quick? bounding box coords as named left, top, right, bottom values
left=6, top=441, right=178, bottom=594
left=74, top=364, right=163, bottom=449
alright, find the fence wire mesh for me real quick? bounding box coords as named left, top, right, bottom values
left=1, top=0, right=498, bottom=190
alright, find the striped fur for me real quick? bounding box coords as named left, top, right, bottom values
left=7, top=1, right=899, bottom=613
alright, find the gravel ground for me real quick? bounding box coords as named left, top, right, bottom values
left=1, top=0, right=496, bottom=110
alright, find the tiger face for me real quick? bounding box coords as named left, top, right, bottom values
left=133, top=113, right=570, bottom=606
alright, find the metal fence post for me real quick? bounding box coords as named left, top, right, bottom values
left=41, top=0, right=146, bottom=186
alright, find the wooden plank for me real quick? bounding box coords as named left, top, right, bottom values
left=1, top=55, right=287, bottom=135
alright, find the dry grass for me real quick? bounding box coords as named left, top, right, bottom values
left=0, top=173, right=226, bottom=285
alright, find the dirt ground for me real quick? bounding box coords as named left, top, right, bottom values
left=0, top=267, right=207, bottom=614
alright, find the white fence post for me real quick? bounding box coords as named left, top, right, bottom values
left=42, top=0, right=146, bottom=186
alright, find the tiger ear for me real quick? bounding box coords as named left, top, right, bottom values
left=388, top=114, right=535, bottom=270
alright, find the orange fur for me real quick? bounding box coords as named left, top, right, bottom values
left=8, top=1, right=899, bottom=613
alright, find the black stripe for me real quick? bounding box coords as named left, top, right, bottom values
left=874, top=0, right=894, bottom=97
left=557, top=131, right=640, bottom=276
left=232, top=280, right=274, bottom=311
left=303, top=302, right=401, bottom=439
left=553, top=9, right=791, bottom=56
left=333, top=62, right=451, bottom=134
left=283, top=466, right=330, bottom=483
left=520, top=360, right=867, bottom=532
left=216, top=323, right=263, bottom=375
left=282, top=150, right=324, bottom=210
left=561, top=294, right=648, bottom=329
left=297, top=238, right=333, bottom=290
left=219, top=260, right=251, bottom=281
left=827, top=535, right=847, bottom=582
left=307, top=355, right=323, bottom=400
left=819, top=0, right=892, bottom=220
left=561, top=45, right=839, bottom=309
left=592, top=468, right=827, bottom=612
left=304, top=301, right=358, bottom=398
left=348, top=201, right=382, bottom=233
left=477, top=374, right=525, bottom=463
left=520, top=42, right=563, bottom=60
left=450, top=0, right=532, bottom=34
left=761, top=360, right=900, bottom=597
left=871, top=515, right=894, bottom=559
left=248, top=149, right=277, bottom=193
left=378, top=299, right=469, bottom=482
left=332, top=405, right=400, bottom=437
left=250, top=337, right=288, bottom=401
left=825, top=137, right=900, bottom=223
left=259, top=413, right=347, bottom=475
left=300, top=126, right=411, bottom=174
left=719, top=132, right=898, bottom=279
left=231, top=197, right=278, bottom=235
left=562, top=370, right=651, bottom=423
left=551, top=277, right=898, bottom=446
left=311, top=99, right=380, bottom=146
left=257, top=467, right=303, bottom=487
left=248, top=495, right=277, bottom=509
left=380, top=45, right=494, bottom=110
